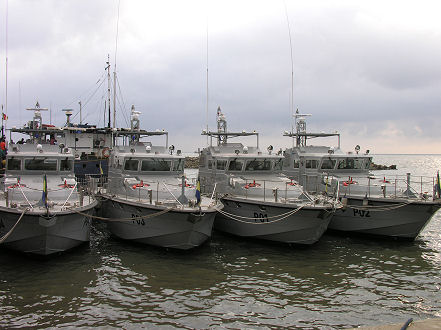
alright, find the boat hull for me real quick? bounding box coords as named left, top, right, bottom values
left=216, top=196, right=333, bottom=244
left=0, top=203, right=97, bottom=255
left=103, top=197, right=216, bottom=250
left=329, top=197, right=441, bottom=239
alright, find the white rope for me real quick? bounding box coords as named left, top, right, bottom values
left=347, top=200, right=414, bottom=212
left=68, top=205, right=173, bottom=222
left=0, top=208, right=28, bottom=244
left=215, top=203, right=307, bottom=224
left=162, top=182, right=183, bottom=207
left=210, top=182, right=217, bottom=202
left=17, top=183, right=33, bottom=209
left=61, top=181, right=78, bottom=209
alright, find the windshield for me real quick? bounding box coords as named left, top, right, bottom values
left=320, top=158, right=336, bottom=170
left=124, top=159, right=139, bottom=171
left=245, top=159, right=272, bottom=171
left=60, top=159, right=74, bottom=171
left=306, top=159, right=318, bottom=169
left=216, top=160, right=227, bottom=170
left=337, top=157, right=367, bottom=170
left=24, top=158, right=57, bottom=171
left=7, top=158, right=21, bottom=170
left=173, top=159, right=184, bottom=171
left=274, top=159, right=283, bottom=171
left=141, top=159, right=172, bottom=171
left=228, top=159, right=244, bottom=171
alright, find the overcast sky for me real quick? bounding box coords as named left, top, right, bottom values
left=0, top=0, right=440, bottom=153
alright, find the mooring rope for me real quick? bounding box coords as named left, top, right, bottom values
left=215, top=204, right=307, bottom=224
left=67, top=205, right=173, bottom=222
left=346, top=200, right=414, bottom=212
left=0, top=208, right=29, bottom=244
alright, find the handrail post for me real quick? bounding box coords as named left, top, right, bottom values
left=263, top=180, right=266, bottom=202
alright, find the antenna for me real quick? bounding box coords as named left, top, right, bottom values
left=62, top=108, right=73, bottom=126
left=106, top=55, right=111, bottom=128
left=205, top=9, right=209, bottom=146
left=26, top=102, right=48, bottom=130
left=113, top=0, right=120, bottom=129
left=4, top=0, right=9, bottom=139
left=283, top=1, right=295, bottom=145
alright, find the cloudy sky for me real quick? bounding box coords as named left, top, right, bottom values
left=0, top=0, right=440, bottom=154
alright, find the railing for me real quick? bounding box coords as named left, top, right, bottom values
left=2, top=175, right=98, bottom=209
left=310, top=172, right=438, bottom=201
left=104, top=175, right=204, bottom=208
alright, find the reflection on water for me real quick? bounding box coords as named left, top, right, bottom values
left=1, top=155, right=441, bottom=328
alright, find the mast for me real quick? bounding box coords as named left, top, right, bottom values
left=294, top=110, right=311, bottom=147
left=79, top=101, right=82, bottom=124
left=106, top=55, right=111, bottom=128
left=216, top=106, right=227, bottom=145
left=4, top=0, right=9, bottom=140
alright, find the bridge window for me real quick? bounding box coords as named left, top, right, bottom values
left=228, top=159, right=244, bottom=171
left=7, top=158, right=21, bottom=170
left=124, top=159, right=139, bottom=171
left=25, top=158, right=57, bottom=171
left=321, top=159, right=336, bottom=170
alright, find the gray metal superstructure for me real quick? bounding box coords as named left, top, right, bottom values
left=198, top=108, right=340, bottom=244
left=0, top=144, right=97, bottom=255
left=282, top=111, right=441, bottom=239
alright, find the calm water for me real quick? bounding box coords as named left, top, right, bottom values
left=1, top=155, right=441, bottom=329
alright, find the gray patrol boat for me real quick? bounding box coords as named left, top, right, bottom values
left=101, top=108, right=221, bottom=250
left=0, top=143, right=98, bottom=255
left=198, top=108, right=340, bottom=244
left=282, top=111, right=441, bottom=239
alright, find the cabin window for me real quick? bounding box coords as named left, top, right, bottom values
left=216, top=160, right=227, bottom=170
left=228, top=159, right=244, bottom=171
left=173, top=159, right=184, bottom=171
left=141, top=159, right=172, bottom=171
left=320, top=159, right=336, bottom=170
left=306, top=159, right=318, bottom=169
left=124, top=159, right=139, bottom=171
left=274, top=159, right=283, bottom=171
left=245, top=159, right=271, bottom=171
left=293, top=159, right=300, bottom=168
left=337, top=158, right=365, bottom=170
left=364, top=158, right=372, bottom=169
left=24, top=158, right=57, bottom=171
left=60, top=159, right=74, bottom=171
left=7, top=158, right=21, bottom=170
left=208, top=160, right=213, bottom=169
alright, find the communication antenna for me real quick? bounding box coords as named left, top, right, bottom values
left=283, top=0, right=295, bottom=146
left=113, top=0, right=121, bottom=129
left=205, top=10, right=209, bottom=145
left=4, top=0, right=9, bottom=139
left=106, top=55, right=111, bottom=128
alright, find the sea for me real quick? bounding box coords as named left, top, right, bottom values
left=1, top=154, right=441, bottom=329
